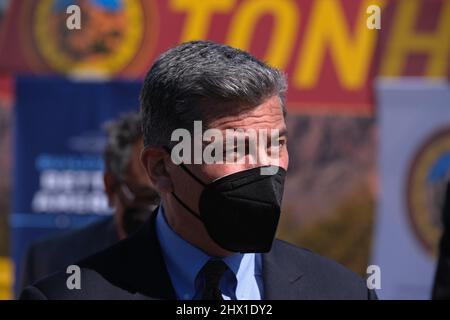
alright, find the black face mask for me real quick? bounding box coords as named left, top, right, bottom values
left=171, top=163, right=286, bottom=253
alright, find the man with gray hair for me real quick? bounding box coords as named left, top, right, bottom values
left=102, top=112, right=160, bottom=239
left=19, top=112, right=159, bottom=293
left=21, top=41, right=376, bottom=300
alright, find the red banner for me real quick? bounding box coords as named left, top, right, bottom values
left=0, top=0, right=449, bottom=115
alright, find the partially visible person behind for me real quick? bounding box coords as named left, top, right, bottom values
left=18, top=112, right=159, bottom=292
left=432, top=181, right=450, bottom=299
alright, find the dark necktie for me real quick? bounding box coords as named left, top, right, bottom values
left=200, top=259, right=229, bottom=300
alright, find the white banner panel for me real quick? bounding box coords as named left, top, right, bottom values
left=372, top=79, right=450, bottom=299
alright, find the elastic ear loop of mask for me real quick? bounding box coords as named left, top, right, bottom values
left=163, top=146, right=205, bottom=222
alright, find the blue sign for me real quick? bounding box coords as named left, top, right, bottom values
left=11, top=76, right=141, bottom=294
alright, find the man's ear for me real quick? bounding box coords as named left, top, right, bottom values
left=140, top=147, right=173, bottom=194
left=103, top=172, right=116, bottom=207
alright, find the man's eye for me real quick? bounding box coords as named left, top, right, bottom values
left=268, top=139, right=286, bottom=149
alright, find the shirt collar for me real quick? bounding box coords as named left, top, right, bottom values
left=155, top=205, right=244, bottom=299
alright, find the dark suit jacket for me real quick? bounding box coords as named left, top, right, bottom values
left=432, top=182, right=450, bottom=299
left=20, top=210, right=377, bottom=300
left=19, top=216, right=118, bottom=293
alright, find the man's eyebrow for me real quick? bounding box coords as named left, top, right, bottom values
left=277, top=128, right=288, bottom=138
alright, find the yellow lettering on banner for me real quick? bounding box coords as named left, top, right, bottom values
left=0, top=257, right=13, bottom=300
left=171, top=0, right=235, bottom=42
left=294, top=0, right=384, bottom=90
left=226, top=0, right=299, bottom=69
left=381, top=0, right=450, bottom=77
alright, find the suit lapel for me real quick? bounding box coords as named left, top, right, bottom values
left=115, top=212, right=306, bottom=300
left=262, top=240, right=305, bottom=299
left=119, top=207, right=177, bottom=299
